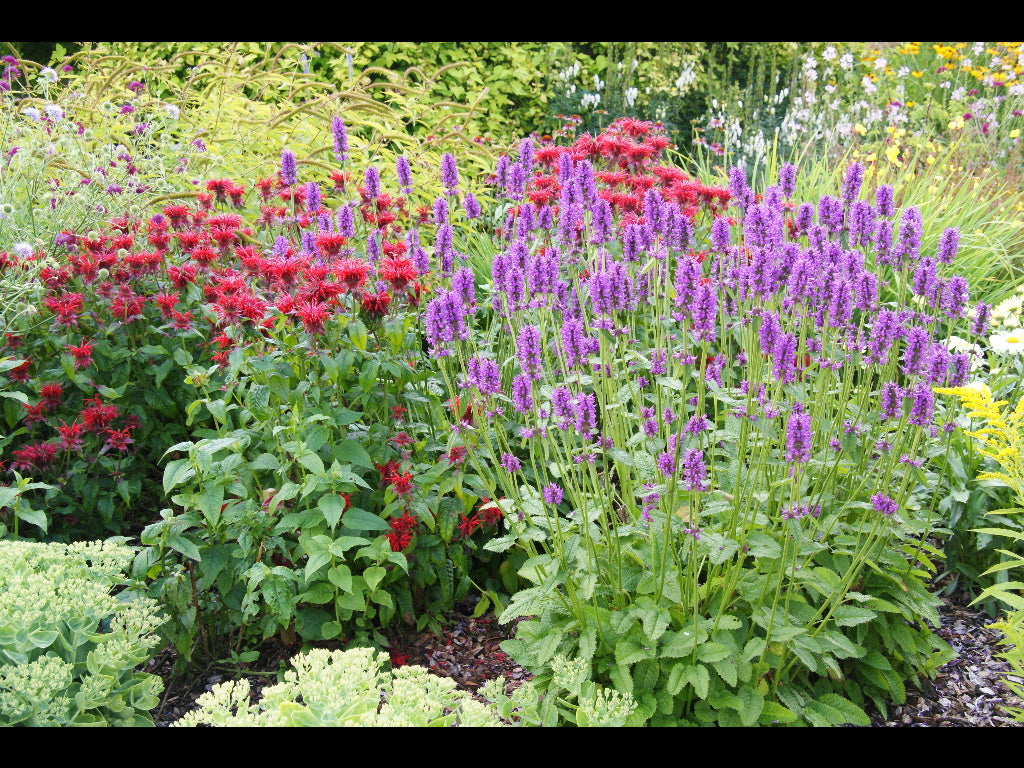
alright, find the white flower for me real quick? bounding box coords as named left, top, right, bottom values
left=21, top=107, right=41, bottom=121
left=990, top=329, right=1024, bottom=355
left=44, top=104, right=63, bottom=121
left=822, top=46, right=837, bottom=61
left=39, top=67, right=58, bottom=83
left=840, top=53, right=854, bottom=70
left=874, top=57, right=888, bottom=70
left=12, top=242, right=34, bottom=258
left=164, top=104, right=180, bottom=120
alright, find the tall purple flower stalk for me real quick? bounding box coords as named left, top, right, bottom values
left=784, top=404, right=812, bottom=464
left=331, top=116, right=349, bottom=164
left=281, top=150, right=297, bottom=186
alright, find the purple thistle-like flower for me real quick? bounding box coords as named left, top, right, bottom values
left=902, top=325, right=932, bottom=377
left=467, top=356, right=502, bottom=396
left=512, top=373, right=534, bottom=414
left=728, top=166, right=752, bottom=209
left=908, top=382, right=935, bottom=427
left=950, top=352, right=971, bottom=386
left=280, top=150, right=297, bottom=186
left=971, top=302, right=991, bottom=336
left=841, top=162, right=864, bottom=203
left=795, top=202, right=815, bottom=234
left=710, top=217, right=731, bottom=253
left=779, top=163, right=797, bottom=198
left=686, top=414, right=711, bottom=435
left=875, top=219, right=895, bottom=267
left=506, top=162, right=527, bottom=201
left=561, top=317, right=590, bottom=369
left=331, top=116, right=349, bottom=164
left=337, top=204, right=355, bottom=238
left=682, top=448, right=710, bottom=491
left=927, top=343, right=952, bottom=385
left=364, top=166, right=380, bottom=200
left=441, top=153, right=459, bottom=195
left=463, top=192, right=481, bottom=220
left=849, top=200, right=877, bottom=248
left=305, top=181, right=321, bottom=214
left=912, top=257, right=940, bottom=303
left=941, top=275, right=969, bottom=319
left=452, top=266, right=476, bottom=307
left=690, top=281, right=719, bottom=342
left=871, top=493, right=898, bottom=517
left=895, top=206, right=923, bottom=267
left=550, top=386, right=575, bottom=428
left=573, top=393, right=597, bottom=434
left=937, top=227, right=960, bottom=264
left=516, top=324, right=544, bottom=380
left=817, top=195, right=844, bottom=235
left=500, top=453, right=522, bottom=473
left=543, top=483, right=563, bottom=506
left=424, top=289, right=468, bottom=354
left=589, top=197, right=614, bottom=244
left=395, top=155, right=413, bottom=194
left=875, top=185, right=895, bottom=218
left=880, top=381, right=905, bottom=420
left=772, top=333, right=798, bottom=383
left=784, top=406, right=812, bottom=464
left=867, top=309, right=901, bottom=364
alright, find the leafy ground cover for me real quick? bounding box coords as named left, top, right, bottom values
left=3, top=42, right=1024, bottom=727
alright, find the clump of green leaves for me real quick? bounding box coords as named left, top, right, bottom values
left=0, top=538, right=165, bottom=726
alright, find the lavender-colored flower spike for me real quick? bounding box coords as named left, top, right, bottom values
left=441, top=153, right=459, bottom=195
left=841, top=162, right=864, bottom=202
left=331, top=116, right=349, bottom=164
left=880, top=381, right=904, bottom=420
left=543, top=483, right=563, bottom=506
left=512, top=374, right=534, bottom=414
left=464, top=192, right=481, bottom=220
left=364, top=166, right=380, bottom=200
left=908, top=382, right=934, bottom=427
left=875, top=185, right=895, bottom=218
left=971, top=302, right=991, bottom=336
left=784, top=404, right=812, bottom=464
left=779, top=163, right=797, bottom=198
left=871, top=493, right=898, bottom=517
left=937, top=227, right=960, bottom=264
left=682, top=448, right=710, bottom=491
left=281, top=150, right=297, bottom=186
left=305, top=181, right=321, bottom=214
left=337, top=204, right=355, bottom=238
left=396, top=155, right=413, bottom=194
left=710, top=217, right=731, bottom=254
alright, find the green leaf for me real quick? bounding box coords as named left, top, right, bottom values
left=327, top=564, right=353, bottom=593
left=697, top=642, right=732, bottom=663
left=318, top=494, right=346, bottom=528
left=334, top=439, right=374, bottom=469
left=363, top=566, right=386, bottom=592
left=342, top=508, right=390, bottom=532
left=832, top=604, right=877, bottom=627
left=15, top=506, right=47, bottom=532
left=167, top=535, right=201, bottom=561
left=162, top=459, right=194, bottom=494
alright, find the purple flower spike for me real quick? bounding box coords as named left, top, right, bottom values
left=441, top=153, right=459, bottom=195
left=784, top=406, right=812, bottom=464
left=871, top=493, right=898, bottom=517
left=396, top=155, right=413, bottom=194
left=543, top=483, right=563, bottom=506
left=331, top=116, right=349, bottom=164
left=281, top=150, right=298, bottom=186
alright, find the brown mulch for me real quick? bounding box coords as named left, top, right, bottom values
left=147, top=590, right=1023, bottom=727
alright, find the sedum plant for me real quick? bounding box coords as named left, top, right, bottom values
left=173, top=645, right=633, bottom=727
left=0, top=538, right=165, bottom=726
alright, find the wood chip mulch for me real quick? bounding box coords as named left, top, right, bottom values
left=147, top=590, right=1023, bottom=727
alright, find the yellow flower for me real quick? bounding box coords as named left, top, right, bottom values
left=1011, top=129, right=1021, bottom=139
left=854, top=123, right=867, bottom=135
left=884, top=145, right=902, bottom=166
left=912, top=71, right=923, bottom=78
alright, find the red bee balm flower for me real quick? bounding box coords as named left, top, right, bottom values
left=379, top=255, right=417, bottom=292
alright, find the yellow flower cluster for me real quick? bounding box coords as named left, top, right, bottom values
left=936, top=384, right=1024, bottom=504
